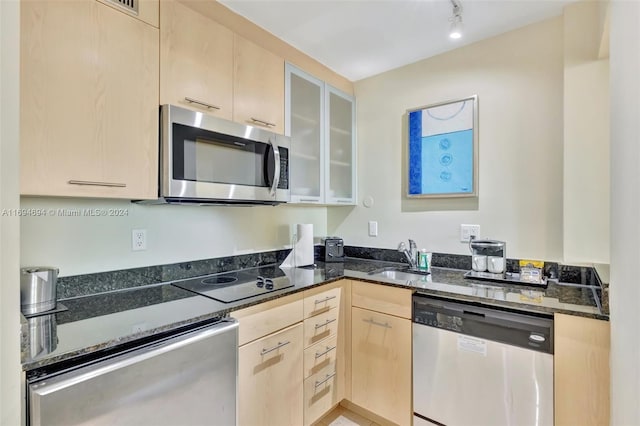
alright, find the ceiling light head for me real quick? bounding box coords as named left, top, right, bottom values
left=449, top=0, right=463, bottom=40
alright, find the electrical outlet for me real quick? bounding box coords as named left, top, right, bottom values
left=132, top=229, right=147, bottom=251
left=460, top=224, right=480, bottom=242
left=368, top=221, right=378, bottom=237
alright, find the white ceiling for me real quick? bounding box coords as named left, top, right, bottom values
left=219, top=0, right=579, bottom=81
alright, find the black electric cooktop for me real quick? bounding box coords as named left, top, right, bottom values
left=173, top=267, right=294, bottom=303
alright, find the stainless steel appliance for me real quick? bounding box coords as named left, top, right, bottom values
left=152, top=104, right=290, bottom=205
left=27, top=319, right=238, bottom=426
left=412, top=294, right=554, bottom=426
left=323, top=237, right=345, bottom=263
left=174, top=268, right=294, bottom=303
left=20, top=267, right=58, bottom=315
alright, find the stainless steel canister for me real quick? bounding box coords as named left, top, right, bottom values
left=20, top=267, right=59, bottom=315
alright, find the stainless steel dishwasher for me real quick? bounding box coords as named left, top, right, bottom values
left=412, top=294, right=553, bottom=426
left=27, top=318, right=238, bottom=426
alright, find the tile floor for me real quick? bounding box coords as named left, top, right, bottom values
left=315, top=406, right=379, bottom=426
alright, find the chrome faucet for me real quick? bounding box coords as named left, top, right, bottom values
left=398, top=239, right=418, bottom=269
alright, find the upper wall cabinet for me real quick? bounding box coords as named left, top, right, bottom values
left=286, top=64, right=356, bottom=205
left=233, top=35, right=285, bottom=135
left=326, top=86, right=356, bottom=205
left=20, top=0, right=159, bottom=199
left=286, top=65, right=325, bottom=204
left=159, top=0, right=233, bottom=119
left=96, top=0, right=159, bottom=28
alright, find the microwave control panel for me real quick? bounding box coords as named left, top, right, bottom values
left=278, top=148, right=289, bottom=189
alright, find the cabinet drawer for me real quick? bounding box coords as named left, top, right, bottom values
left=304, top=287, right=341, bottom=318
left=234, top=293, right=303, bottom=345
left=303, top=308, right=339, bottom=348
left=239, top=323, right=303, bottom=426
left=303, top=363, right=339, bottom=426
left=303, top=334, right=338, bottom=379
left=352, top=281, right=412, bottom=319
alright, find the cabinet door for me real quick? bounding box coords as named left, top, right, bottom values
left=555, top=314, right=610, bottom=426
left=285, top=64, right=325, bottom=204
left=351, top=307, right=411, bottom=426
left=325, top=85, right=356, bottom=205
left=21, top=0, right=159, bottom=199
left=96, top=0, right=159, bottom=28
left=239, top=323, right=303, bottom=426
left=234, top=35, right=285, bottom=134
left=160, top=0, right=233, bottom=119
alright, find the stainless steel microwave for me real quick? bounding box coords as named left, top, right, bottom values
left=153, top=105, right=290, bottom=205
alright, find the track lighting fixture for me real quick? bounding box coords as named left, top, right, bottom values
left=449, top=0, right=463, bottom=40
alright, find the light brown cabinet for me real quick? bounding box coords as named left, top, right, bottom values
left=555, top=313, right=610, bottom=426
left=233, top=35, right=285, bottom=134
left=159, top=0, right=233, bottom=119
left=351, top=283, right=412, bottom=426
left=20, top=0, right=159, bottom=199
left=96, top=0, right=158, bottom=28
left=301, top=282, right=347, bottom=426
left=238, top=323, right=304, bottom=426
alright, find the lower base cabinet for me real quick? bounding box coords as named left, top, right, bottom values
left=554, top=313, right=610, bottom=426
left=303, top=362, right=339, bottom=425
left=351, top=306, right=412, bottom=426
left=238, top=323, right=304, bottom=426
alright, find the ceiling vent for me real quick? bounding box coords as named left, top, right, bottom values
left=105, top=0, right=138, bottom=15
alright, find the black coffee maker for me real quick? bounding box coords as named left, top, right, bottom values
left=322, top=237, right=345, bottom=263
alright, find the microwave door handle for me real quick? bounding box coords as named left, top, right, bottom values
left=269, top=138, right=280, bottom=196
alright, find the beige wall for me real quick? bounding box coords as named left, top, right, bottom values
left=329, top=17, right=565, bottom=261
left=0, top=0, right=23, bottom=424
left=609, top=1, right=640, bottom=424
left=563, top=1, right=610, bottom=264
left=20, top=198, right=327, bottom=277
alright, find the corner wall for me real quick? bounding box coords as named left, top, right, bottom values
left=609, top=1, right=640, bottom=423
left=563, top=1, right=610, bottom=264
left=0, top=0, right=23, bottom=423
left=330, top=18, right=564, bottom=261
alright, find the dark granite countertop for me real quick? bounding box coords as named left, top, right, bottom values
left=22, top=257, right=608, bottom=372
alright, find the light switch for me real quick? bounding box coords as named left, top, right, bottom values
left=368, top=221, right=378, bottom=237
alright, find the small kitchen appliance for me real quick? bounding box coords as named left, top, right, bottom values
left=144, top=104, right=291, bottom=205
left=469, top=239, right=506, bottom=275
left=20, top=267, right=58, bottom=315
left=323, top=237, right=344, bottom=263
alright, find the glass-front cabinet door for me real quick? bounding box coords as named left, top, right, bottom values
left=326, top=86, right=356, bottom=205
left=285, top=63, right=356, bottom=205
left=285, top=64, right=324, bottom=204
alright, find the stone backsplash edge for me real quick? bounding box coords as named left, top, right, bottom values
left=58, top=245, right=600, bottom=299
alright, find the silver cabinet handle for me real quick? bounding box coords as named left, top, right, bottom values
left=315, top=318, right=336, bottom=330
left=363, top=318, right=392, bottom=329
left=260, top=340, right=290, bottom=356
left=250, top=117, right=276, bottom=127
left=335, top=200, right=353, bottom=204
left=184, top=97, right=220, bottom=110
left=68, top=180, right=126, bottom=188
left=314, top=372, right=336, bottom=388
left=298, top=198, right=320, bottom=203
left=314, top=295, right=336, bottom=305
left=315, top=345, right=337, bottom=359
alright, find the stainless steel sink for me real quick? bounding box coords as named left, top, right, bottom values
left=368, top=267, right=430, bottom=282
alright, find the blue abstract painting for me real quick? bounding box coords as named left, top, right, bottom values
left=408, top=97, right=476, bottom=196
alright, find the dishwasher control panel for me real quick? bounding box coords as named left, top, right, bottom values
left=412, top=294, right=554, bottom=354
